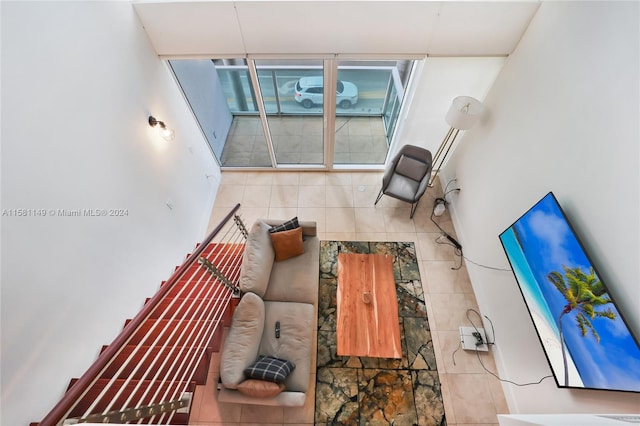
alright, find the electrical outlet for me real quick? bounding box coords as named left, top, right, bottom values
left=459, top=326, right=488, bottom=351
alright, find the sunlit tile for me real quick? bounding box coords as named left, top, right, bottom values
left=214, top=185, right=245, bottom=208
left=325, top=208, right=355, bottom=233
left=326, top=185, right=354, bottom=208
left=447, top=373, right=498, bottom=423
left=298, top=185, right=326, bottom=208
left=270, top=185, right=299, bottom=208
left=354, top=207, right=386, bottom=233
left=242, top=185, right=273, bottom=208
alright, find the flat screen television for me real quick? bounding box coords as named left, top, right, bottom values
left=499, top=192, right=640, bottom=393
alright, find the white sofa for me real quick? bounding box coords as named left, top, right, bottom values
left=218, top=219, right=319, bottom=406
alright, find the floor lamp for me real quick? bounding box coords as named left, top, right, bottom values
left=428, top=96, right=484, bottom=187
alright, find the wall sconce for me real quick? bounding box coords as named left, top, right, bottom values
left=148, top=116, right=175, bottom=141
left=428, top=96, right=484, bottom=187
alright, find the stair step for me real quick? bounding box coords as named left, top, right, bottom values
left=66, top=378, right=194, bottom=421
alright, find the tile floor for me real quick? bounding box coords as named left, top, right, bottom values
left=189, top=171, right=508, bottom=425
left=221, top=116, right=389, bottom=167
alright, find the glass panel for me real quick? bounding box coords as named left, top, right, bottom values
left=171, top=58, right=413, bottom=169
left=170, top=59, right=271, bottom=167
left=334, top=60, right=413, bottom=165
left=255, top=60, right=324, bottom=165
left=383, top=82, right=399, bottom=140
left=215, top=60, right=271, bottom=167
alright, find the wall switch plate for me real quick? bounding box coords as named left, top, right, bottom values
left=459, top=326, right=488, bottom=351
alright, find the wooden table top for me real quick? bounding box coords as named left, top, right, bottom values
left=336, top=253, right=402, bottom=359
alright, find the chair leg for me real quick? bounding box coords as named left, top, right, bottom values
left=410, top=201, right=419, bottom=219
left=374, top=189, right=384, bottom=206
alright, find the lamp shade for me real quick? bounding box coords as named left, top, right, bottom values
left=445, top=96, right=484, bottom=130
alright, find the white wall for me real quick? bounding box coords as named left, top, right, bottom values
left=441, top=1, right=640, bottom=414
left=399, top=56, right=506, bottom=158
left=0, top=3, right=220, bottom=425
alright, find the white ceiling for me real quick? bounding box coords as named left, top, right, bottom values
left=133, top=1, right=541, bottom=57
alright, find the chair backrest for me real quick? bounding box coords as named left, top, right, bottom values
left=395, top=154, right=431, bottom=182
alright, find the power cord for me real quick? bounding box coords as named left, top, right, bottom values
left=452, top=309, right=554, bottom=387
left=429, top=182, right=512, bottom=272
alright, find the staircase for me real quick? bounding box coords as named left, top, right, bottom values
left=34, top=205, right=246, bottom=425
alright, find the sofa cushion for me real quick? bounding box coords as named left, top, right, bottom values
left=244, top=355, right=296, bottom=383
left=260, top=301, right=314, bottom=392
left=239, top=221, right=274, bottom=297
left=270, top=227, right=304, bottom=262
left=219, top=292, right=265, bottom=389
left=263, top=236, right=319, bottom=304
left=236, top=379, right=286, bottom=398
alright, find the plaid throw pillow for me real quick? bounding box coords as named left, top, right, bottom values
left=268, top=217, right=300, bottom=234
left=244, top=355, right=296, bottom=383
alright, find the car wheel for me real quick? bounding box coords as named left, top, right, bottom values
left=339, top=100, right=352, bottom=109
left=302, top=99, right=313, bottom=109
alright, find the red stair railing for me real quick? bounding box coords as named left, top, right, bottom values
left=36, top=203, right=245, bottom=425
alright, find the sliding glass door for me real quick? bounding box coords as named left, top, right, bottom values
left=254, top=60, right=324, bottom=165
left=169, top=58, right=414, bottom=169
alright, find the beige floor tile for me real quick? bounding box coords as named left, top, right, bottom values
left=272, top=172, right=300, bottom=185
left=354, top=207, right=386, bottom=233
left=438, top=373, right=457, bottom=425
left=393, top=232, right=419, bottom=243
left=350, top=171, right=383, bottom=186
left=242, top=185, right=273, bottom=208
left=355, top=232, right=388, bottom=241
left=422, top=260, right=473, bottom=294
left=324, top=232, right=357, bottom=241
left=447, top=373, right=499, bottom=423
left=298, top=185, right=326, bottom=208
left=221, top=172, right=248, bottom=185
left=382, top=207, right=416, bottom=233
left=215, top=184, right=245, bottom=208
left=353, top=184, right=379, bottom=208
left=245, top=171, right=275, bottom=185
left=270, top=185, right=299, bottom=208
left=326, top=172, right=352, bottom=186
left=416, top=233, right=458, bottom=261
left=240, top=404, right=284, bottom=424
left=326, top=185, right=354, bottom=207
left=325, top=208, right=355, bottom=233
left=299, top=171, right=326, bottom=186
left=429, top=293, right=481, bottom=331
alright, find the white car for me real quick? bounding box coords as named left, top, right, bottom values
left=294, top=77, right=358, bottom=109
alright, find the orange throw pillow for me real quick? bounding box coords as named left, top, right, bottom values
left=236, top=379, right=285, bottom=398
left=270, top=227, right=304, bottom=261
